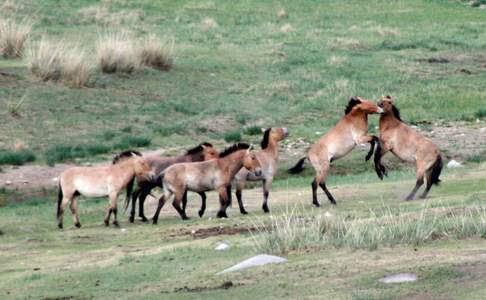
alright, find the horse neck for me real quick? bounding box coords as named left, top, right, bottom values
left=112, top=159, right=137, bottom=184
left=176, top=154, right=195, bottom=163
left=345, top=110, right=368, bottom=129
left=379, top=112, right=400, bottom=130
left=263, top=138, right=279, bottom=158
left=218, top=150, right=246, bottom=179
left=184, top=152, right=204, bottom=162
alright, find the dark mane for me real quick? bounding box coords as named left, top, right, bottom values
left=185, top=142, right=213, bottom=155
left=219, top=143, right=250, bottom=158
left=391, top=104, right=402, bottom=121
left=112, top=150, right=142, bottom=164
left=260, top=128, right=271, bottom=150
left=344, top=97, right=362, bottom=115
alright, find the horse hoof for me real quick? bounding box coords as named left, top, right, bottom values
left=312, top=202, right=321, bottom=208
left=330, top=201, right=337, bottom=205
left=152, top=219, right=158, bottom=225
left=113, top=221, right=120, bottom=228
left=104, top=220, right=109, bottom=227
left=262, top=206, right=269, bottom=213
left=129, top=217, right=135, bottom=223
left=241, top=210, right=249, bottom=215
left=58, top=223, right=63, bottom=229
left=75, top=222, right=81, bottom=228
left=140, top=217, right=148, bottom=223
left=198, top=210, right=205, bottom=218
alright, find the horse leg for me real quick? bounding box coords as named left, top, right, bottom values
left=262, top=177, right=273, bottom=213
left=217, top=187, right=229, bottom=218
left=197, top=192, right=207, bottom=218
left=235, top=180, right=247, bottom=215
left=226, top=185, right=233, bottom=208
left=419, top=169, right=434, bottom=199
left=374, top=140, right=390, bottom=180
left=111, top=193, right=120, bottom=227
left=57, top=196, right=71, bottom=229
left=172, top=189, right=189, bottom=220
left=152, top=193, right=168, bottom=224
left=405, top=163, right=426, bottom=201
left=104, top=193, right=118, bottom=227
left=181, top=189, right=188, bottom=213
left=356, top=135, right=377, bottom=162
left=319, top=182, right=336, bottom=205
left=129, top=186, right=142, bottom=223
left=311, top=179, right=320, bottom=207
left=70, top=197, right=81, bottom=228
left=138, top=185, right=152, bottom=222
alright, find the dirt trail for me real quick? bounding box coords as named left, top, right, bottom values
left=0, top=148, right=167, bottom=190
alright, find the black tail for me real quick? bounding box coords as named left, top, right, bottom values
left=430, top=155, right=443, bottom=185
left=123, top=177, right=135, bottom=212
left=57, top=183, right=63, bottom=218
left=373, top=140, right=387, bottom=180
left=288, top=157, right=307, bottom=174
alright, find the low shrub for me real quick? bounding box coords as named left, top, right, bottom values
left=96, top=31, right=140, bottom=74
left=0, top=18, right=31, bottom=58
left=224, top=130, right=242, bottom=142
left=244, top=125, right=262, bottom=136
left=138, top=35, right=175, bottom=70
left=0, top=149, right=36, bottom=165
left=114, top=136, right=151, bottom=149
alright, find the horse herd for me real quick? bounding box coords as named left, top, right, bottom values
left=56, top=95, right=443, bottom=229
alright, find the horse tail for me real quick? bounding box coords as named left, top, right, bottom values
left=288, top=157, right=307, bottom=174
left=57, top=183, right=63, bottom=219
left=373, top=140, right=386, bottom=180
left=430, top=154, right=443, bottom=185
left=124, top=177, right=135, bottom=212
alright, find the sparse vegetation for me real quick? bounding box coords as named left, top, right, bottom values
left=224, top=130, right=242, bottom=142
left=114, top=135, right=151, bottom=149
left=27, top=38, right=64, bottom=81
left=138, top=35, right=175, bottom=71
left=244, top=125, right=262, bottom=136
left=0, top=149, right=36, bottom=165
left=96, top=31, right=140, bottom=74
left=45, top=143, right=111, bottom=166
left=0, top=18, right=31, bottom=58
left=474, top=108, right=486, bottom=119
left=61, top=48, right=94, bottom=87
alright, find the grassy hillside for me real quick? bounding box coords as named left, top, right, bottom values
left=1, top=0, right=486, bottom=166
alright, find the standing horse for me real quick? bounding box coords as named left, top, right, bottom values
left=57, top=151, right=154, bottom=229
left=126, top=142, right=219, bottom=222
left=288, top=97, right=383, bottom=206
left=374, top=95, right=443, bottom=200
left=231, top=127, right=288, bottom=214
left=152, top=143, right=262, bottom=223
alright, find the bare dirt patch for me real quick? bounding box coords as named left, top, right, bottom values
left=171, top=280, right=237, bottom=293
left=170, top=225, right=258, bottom=239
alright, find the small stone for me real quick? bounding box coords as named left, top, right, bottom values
left=215, top=242, right=229, bottom=251
left=5, top=180, right=12, bottom=185
left=378, top=273, right=417, bottom=283
left=217, top=254, right=287, bottom=275
left=447, top=160, right=462, bottom=169
left=191, top=230, right=196, bottom=235
left=120, top=228, right=127, bottom=233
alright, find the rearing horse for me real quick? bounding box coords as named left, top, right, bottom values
left=289, top=97, right=383, bottom=206
left=126, top=142, right=219, bottom=222
left=374, top=95, right=443, bottom=200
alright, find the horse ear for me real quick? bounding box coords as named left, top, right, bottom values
left=261, top=127, right=266, bottom=133
left=249, top=144, right=254, bottom=151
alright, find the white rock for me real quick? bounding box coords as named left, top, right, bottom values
left=378, top=273, right=417, bottom=283
left=52, top=177, right=59, bottom=182
left=217, top=254, right=287, bottom=275
left=447, top=160, right=462, bottom=169
left=191, top=230, right=196, bottom=235
left=120, top=228, right=127, bottom=233
left=215, top=242, right=229, bottom=251
left=5, top=180, right=12, bottom=185
left=480, top=128, right=486, bottom=134
left=315, top=131, right=322, bottom=135
left=324, top=211, right=333, bottom=217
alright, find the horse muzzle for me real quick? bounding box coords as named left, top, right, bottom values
left=253, top=168, right=263, bottom=177
left=377, top=107, right=384, bottom=114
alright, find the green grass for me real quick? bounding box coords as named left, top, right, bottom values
left=0, top=149, right=36, bottom=166
left=1, top=164, right=486, bottom=299
left=0, top=0, right=485, bottom=165
left=224, top=130, right=242, bottom=142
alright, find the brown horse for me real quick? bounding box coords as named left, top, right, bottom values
left=231, top=127, right=288, bottom=214
left=374, top=95, right=443, bottom=200
left=57, top=150, right=154, bottom=229
left=289, top=97, right=383, bottom=206
left=126, top=142, right=219, bottom=222
left=152, top=143, right=262, bottom=223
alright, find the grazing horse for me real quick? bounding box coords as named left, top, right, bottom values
left=57, top=151, right=154, bottom=229
left=288, top=97, right=383, bottom=206
left=231, top=127, right=289, bottom=214
left=126, top=143, right=219, bottom=222
left=374, top=95, right=443, bottom=200
left=152, top=143, right=262, bottom=223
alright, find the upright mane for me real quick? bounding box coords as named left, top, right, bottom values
left=391, top=104, right=402, bottom=121
left=260, top=128, right=271, bottom=150
left=185, top=142, right=213, bottom=155
left=112, top=150, right=142, bottom=164
left=219, top=143, right=250, bottom=158
left=344, top=97, right=361, bottom=115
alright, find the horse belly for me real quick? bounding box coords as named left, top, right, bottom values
left=74, top=178, right=108, bottom=197
left=329, top=142, right=354, bottom=161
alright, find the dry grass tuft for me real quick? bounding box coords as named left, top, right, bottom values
left=78, top=5, right=143, bottom=25
left=137, top=35, right=175, bottom=71
left=280, top=23, right=294, bottom=34
left=329, top=37, right=361, bottom=50
left=201, top=17, right=218, bottom=31
left=277, top=8, right=288, bottom=19
left=27, top=38, right=93, bottom=87
left=27, top=38, right=65, bottom=81
left=370, top=25, right=400, bottom=36
left=0, top=18, right=31, bottom=58
left=96, top=32, right=140, bottom=74
left=328, top=55, right=347, bottom=66
left=62, top=48, right=94, bottom=87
